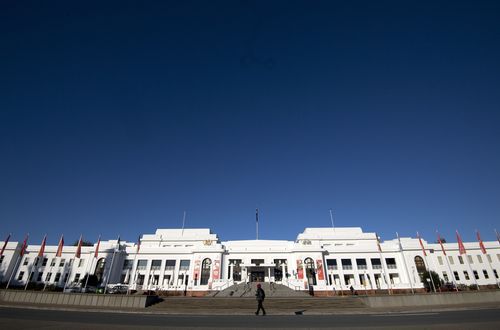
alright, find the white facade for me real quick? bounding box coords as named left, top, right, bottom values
left=1, top=227, right=499, bottom=293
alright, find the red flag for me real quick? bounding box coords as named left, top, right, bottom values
left=38, top=235, right=47, bottom=257
left=456, top=230, right=466, bottom=255
left=0, top=233, right=11, bottom=257
left=56, top=235, right=64, bottom=257
left=20, top=234, right=29, bottom=257
left=476, top=231, right=487, bottom=254
left=436, top=231, right=446, bottom=256
left=94, top=235, right=101, bottom=258
left=75, top=235, right=83, bottom=258
left=417, top=232, right=427, bottom=256
left=375, top=233, right=382, bottom=252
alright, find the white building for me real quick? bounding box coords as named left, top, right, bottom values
left=1, top=227, right=499, bottom=295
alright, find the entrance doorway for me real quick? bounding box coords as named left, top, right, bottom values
left=250, top=270, right=265, bottom=282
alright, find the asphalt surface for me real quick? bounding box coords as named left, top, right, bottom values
left=1, top=306, right=500, bottom=329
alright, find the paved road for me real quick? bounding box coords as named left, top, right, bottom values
left=1, top=307, right=500, bottom=329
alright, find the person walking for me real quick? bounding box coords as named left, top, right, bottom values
left=255, top=283, right=266, bottom=315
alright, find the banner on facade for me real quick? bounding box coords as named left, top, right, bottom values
left=296, top=259, right=303, bottom=279
left=316, top=259, right=325, bottom=280
left=212, top=259, right=220, bottom=280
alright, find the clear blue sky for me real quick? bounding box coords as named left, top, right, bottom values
left=1, top=1, right=499, bottom=245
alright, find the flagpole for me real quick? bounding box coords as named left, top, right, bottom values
left=457, top=230, right=479, bottom=290
left=256, top=208, right=259, bottom=240
left=418, top=232, right=436, bottom=293
left=396, top=232, right=414, bottom=294
left=6, top=254, right=21, bottom=289
left=329, top=209, right=335, bottom=229
left=376, top=234, right=392, bottom=294
left=83, top=252, right=93, bottom=292
left=127, top=236, right=141, bottom=295
left=181, top=211, right=186, bottom=237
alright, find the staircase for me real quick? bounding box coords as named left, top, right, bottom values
left=211, top=282, right=309, bottom=298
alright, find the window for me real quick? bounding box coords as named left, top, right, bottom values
left=442, top=272, right=449, bottom=282
left=356, top=259, right=367, bottom=270
left=59, top=259, right=65, bottom=267
left=494, top=270, right=498, bottom=279
left=458, top=256, right=464, bottom=264
left=37, top=272, right=43, bottom=282
left=448, top=256, right=454, bottom=265
left=123, top=260, right=133, bottom=270
left=437, top=256, right=443, bottom=265
left=23, top=258, right=29, bottom=266
left=180, top=260, right=190, bottom=271
left=34, top=257, right=39, bottom=266
left=371, top=258, right=382, bottom=269
left=45, top=272, right=52, bottom=281
left=486, top=255, right=492, bottom=263
left=74, top=273, right=81, bottom=283
left=453, top=271, right=460, bottom=281
left=63, top=273, right=69, bottom=283
left=50, top=259, right=56, bottom=267
left=477, top=255, right=483, bottom=263
left=483, top=270, right=489, bottom=279
left=42, top=258, right=48, bottom=266
left=151, top=260, right=162, bottom=270
left=165, top=260, right=176, bottom=270
left=54, top=273, right=61, bottom=282
left=251, top=259, right=264, bottom=266
left=68, top=259, right=74, bottom=266
left=137, top=274, right=145, bottom=285
left=78, top=259, right=85, bottom=268
left=137, top=260, right=148, bottom=270
left=341, top=259, right=352, bottom=270
left=200, top=258, right=211, bottom=285
left=385, top=258, right=397, bottom=269
left=473, top=270, right=479, bottom=280
left=17, top=271, right=24, bottom=280
left=326, top=259, right=337, bottom=270
left=0, top=255, right=4, bottom=265
left=463, top=271, right=469, bottom=280
left=414, top=256, right=426, bottom=274
left=467, top=255, right=473, bottom=264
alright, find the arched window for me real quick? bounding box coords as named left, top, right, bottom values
left=200, top=258, right=212, bottom=285
left=414, top=256, right=426, bottom=274
left=304, top=257, right=317, bottom=285
left=95, top=258, right=106, bottom=283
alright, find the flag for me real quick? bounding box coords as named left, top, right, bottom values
left=94, top=235, right=101, bottom=258
left=456, top=230, right=466, bottom=255
left=38, top=235, right=47, bottom=257
left=417, top=232, right=427, bottom=256
left=476, top=230, right=487, bottom=254
left=436, top=231, right=447, bottom=256
left=0, top=233, right=11, bottom=257
left=75, top=235, right=83, bottom=258
left=20, top=234, right=29, bottom=257
left=56, top=235, right=64, bottom=257
left=136, top=235, right=141, bottom=253
left=375, top=233, right=382, bottom=252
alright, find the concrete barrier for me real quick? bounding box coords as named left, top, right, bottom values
left=361, top=291, right=500, bottom=308
left=0, top=290, right=158, bottom=308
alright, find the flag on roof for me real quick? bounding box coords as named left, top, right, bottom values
left=94, top=235, right=101, bottom=258
left=436, top=231, right=447, bottom=256
left=20, top=234, right=29, bottom=257
left=75, top=235, right=83, bottom=258
left=56, top=235, right=64, bottom=257
left=456, top=230, right=466, bottom=255
left=417, top=232, right=427, bottom=256
left=38, top=235, right=47, bottom=257
left=0, top=233, right=11, bottom=257
left=476, top=230, right=487, bottom=254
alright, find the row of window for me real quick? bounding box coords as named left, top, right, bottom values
left=21, top=257, right=85, bottom=268
left=437, top=254, right=499, bottom=266
left=446, top=269, right=499, bottom=282
left=126, top=259, right=191, bottom=271
left=326, top=258, right=397, bottom=271
left=17, top=270, right=73, bottom=283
